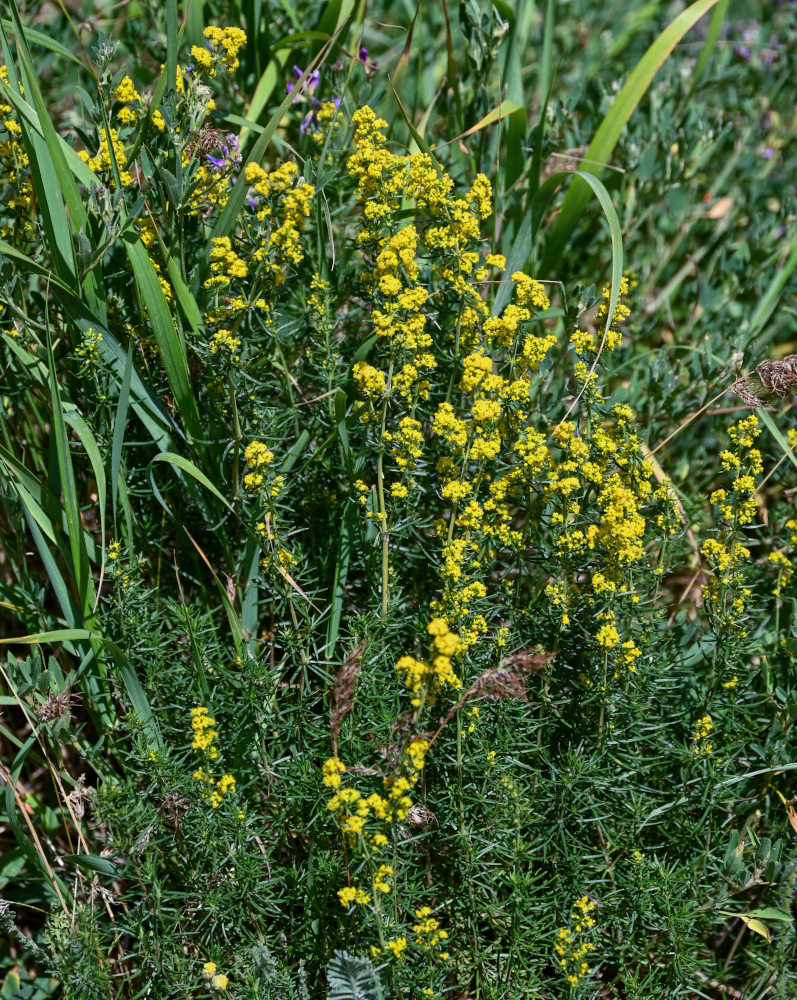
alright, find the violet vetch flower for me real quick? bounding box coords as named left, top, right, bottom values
left=286, top=65, right=320, bottom=101
left=206, top=134, right=241, bottom=173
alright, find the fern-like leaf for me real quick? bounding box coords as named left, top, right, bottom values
left=326, top=950, right=383, bottom=1000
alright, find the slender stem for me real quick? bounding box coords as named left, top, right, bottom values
left=377, top=448, right=389, bottom=617
left=597, top=652, right=608, bottom=748
left=377, top=360, right=395, bottom=617
left=229, top=376, right=242, bottom=500
left=456, top=709, right=465, bottom=836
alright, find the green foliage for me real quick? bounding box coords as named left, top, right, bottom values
left=1, top=1, right=796, bottom=999
left=327, top=952, right=384, bottom=1000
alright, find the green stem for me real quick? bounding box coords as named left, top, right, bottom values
left=377, top=360, right=395, bottom=618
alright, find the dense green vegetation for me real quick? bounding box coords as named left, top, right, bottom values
left=1, top=1, right=795, bottom=997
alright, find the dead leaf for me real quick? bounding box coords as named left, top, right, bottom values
left=705, top=196, right=733, bottom=219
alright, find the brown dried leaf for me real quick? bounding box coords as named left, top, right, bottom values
left=407, top=802, right=437, bottom=829
left=345, top=765, right=383, bottom=777
left=705, top=196, right=733, bottom=219
left=499, top=649, right=554, bottom=675
left=36, top=687, right=80, bottom=723
left=732, top=354, right=797, bottom=407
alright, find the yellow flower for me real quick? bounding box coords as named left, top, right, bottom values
left=387, top=936, right=407, bottom=959
left=114, top=75, right=140, bottom=104
left=322, top=756, right=346, bottom=788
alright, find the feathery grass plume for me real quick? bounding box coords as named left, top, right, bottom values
left=329, top=644, right=364, bottom=756
left=430, top=649, right=553, bottom=745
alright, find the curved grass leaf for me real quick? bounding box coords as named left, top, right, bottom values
left=0, top=241, right=178, bottom=452
left=683, top=0, right=729, bottom=104
left=541, top=0, right=720, bottom=273
left=496, top=169, right=623, bottom=330
left=0, top=629, right=162, bottom=747
left=0, top=17, right=86, bottom=66
left=62, top=853, right=121, bottom=878
left=152, top=453, right=236, bottom=515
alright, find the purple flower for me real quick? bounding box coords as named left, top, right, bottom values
left=287, top=66, right=320, bottom=101
left=205, top=135, right=241, bottom=173
left=359, top=47, right=368, bottom=63
left=299, top=111, right=316, bottom=135
left=292, top=64, right=320, bottom=88
left=762, top=147, right=774, bottom=160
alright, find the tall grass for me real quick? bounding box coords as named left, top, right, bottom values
left=1, top=1, right=796, bottom=998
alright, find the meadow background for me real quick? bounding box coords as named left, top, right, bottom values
left=0, top=0, right=796, bottom=997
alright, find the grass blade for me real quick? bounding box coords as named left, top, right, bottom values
left=122, top=232, right=202, bottom=443
left=0, top=17, right=86, bottom=66
left=111, top=345, right=133, bottom=517
left=44, top=327, right=94, bottom=616
left=757, top=408, right=797, bottom=477
left=541, top=0, right=720, bottom=273
left=749, top=240, right=797, bottom=342
left=683, top=0, right=729, bottom=103
left=152, top=452, right=235, bottom=514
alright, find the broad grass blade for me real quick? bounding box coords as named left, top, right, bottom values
left=541, top=0, right=720, bottom=274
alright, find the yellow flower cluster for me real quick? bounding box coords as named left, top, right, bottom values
left=388, top=417, right=424, bottom=471
left=347, top=106, right=407, bottom=223
left=75, top=327, right=103, bottom=366
left=190, top=708, right=237, bottom=808
left=768, top=550, right=793, bottom=597
left=412, top=907, right=449, bottom=960
left=352, top=361, right=386, bottom=400
left=692, top=714, right=713, bottom=756
left=202, top=962, right=229, bottom=991
left=716, top=414, right=762, bottom=526
left=192, top=26, right=247, bottom=75
left=327, top=735, right=430, bottom=842
left=328, top=735, right=434, bottom=920
left=322, top=755, right=345, bottom=788
left=78, top=128, right=133, bottom=186
left=209, top=328, right=241, bottom=361
left=312, top=100, right=345, bottom=144
left=555, top=896, right=597, bottom=985
left=205, top=236, right=248, bottom=289
left=0, top=68, right=33, bottom=239
left=243, top=440, right=275, bottom=492
left=337, top=885, right=371, bottom=907
left=190, top=705, right=218, bottom=756
left=395, top=619, right=462, bottom=708
left=386, top=936, right=407, bottom=959
left=113, top=75, right=141, bottom=125
left=243, top=161, right=315, bottom=288
left=570, top=275, right=631, bottom=356
left=700, top=416, right=764, bottom=621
